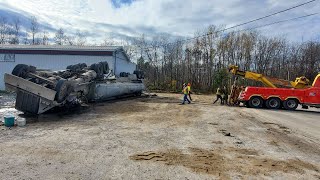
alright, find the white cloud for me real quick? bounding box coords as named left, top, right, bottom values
left=0, top=0, right=319, bottom=43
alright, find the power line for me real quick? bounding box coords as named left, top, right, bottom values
left=140, top=0, right=318, bottom=49
left=223, top=0, right=317, bottom=31
left=119, top=12, right=318, bottom=55
left=238, top=13, right=318, bottom=32
left=117, top=12, right=318, bottom=65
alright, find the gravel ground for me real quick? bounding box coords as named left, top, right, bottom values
left=0, top=93, right=319, bottom=179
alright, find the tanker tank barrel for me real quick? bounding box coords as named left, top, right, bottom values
left=4, top=61, right=145, bottom=114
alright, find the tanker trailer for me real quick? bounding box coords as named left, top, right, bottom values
left=4, top=62, right=145, bottom=114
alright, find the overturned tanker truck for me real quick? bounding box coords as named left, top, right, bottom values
left=4, top=62, right=145, bottom=114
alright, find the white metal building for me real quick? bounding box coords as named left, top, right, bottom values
left=0, top=45, right=137, bottom=90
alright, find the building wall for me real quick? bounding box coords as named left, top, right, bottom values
left=0, top=52, right=136, bottom=90
left=115, top=51, right=137, bottom=75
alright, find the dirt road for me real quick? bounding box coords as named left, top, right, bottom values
left=0, top=93, right=319, bottom=179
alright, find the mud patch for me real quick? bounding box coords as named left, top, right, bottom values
left=227, top=147, right=258, bottom=156
left=263, top=122, right=291, bottom=133
left=94, top=102, right=149, bottom=115
left=130, top=147, right=319, bottom=178
left=239, top=112, right=255, bottom=120
left=269, top=140, right=279, bottom=147
left=130, top=148, right=229, bottom=178
left=139, top=96, right=179, bottom=104
left=212, top=141, right=223, bottom=144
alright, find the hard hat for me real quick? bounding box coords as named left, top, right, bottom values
left=187, top=83, right=191, bottom=86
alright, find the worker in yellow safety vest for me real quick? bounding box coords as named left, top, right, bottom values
left=187, top=83, right=192, bottom=101
left=213, top=87, right=223, bottom=105
left=181, top=83, right=191, bottom=104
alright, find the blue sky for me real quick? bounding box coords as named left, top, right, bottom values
left=0, top=0, right=319, bottom=44
left=111, top=0, right=135, bottom=8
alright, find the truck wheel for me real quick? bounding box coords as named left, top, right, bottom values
left=55, top=80, right=73, bottom=103
left=266, top=98, right=281, bottom=109
left=12, top=64, right=30, bottom=78
left=283, top=99, right=298, bottom=110
left=249, top=97, right=263, bottom=108
left=100, top=62, right=109, bottom=74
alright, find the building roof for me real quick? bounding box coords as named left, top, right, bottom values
left=0, top=45, right=123, bottom=51
left=0, top=45, right=131, bottom=61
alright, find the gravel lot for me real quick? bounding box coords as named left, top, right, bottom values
left=0, top=93, right=319, bottom=179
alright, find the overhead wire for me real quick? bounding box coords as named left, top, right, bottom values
left=223, top=0, right=317, bottom=31
left=139, top=0, right=318, bottom=50
left=118, top=12, right=318, bottom=55
left=237, top=13, right=318, bottom=33
left=115, top=0, right=318, bottom=55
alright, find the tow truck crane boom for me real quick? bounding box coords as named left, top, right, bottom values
left=228, top=65, right=309, bottom=89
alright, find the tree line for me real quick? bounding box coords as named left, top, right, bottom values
left=1, top=15, right=319, bottom=93
left=0, top=16, right=135, bottom=58
left=0, top=16, right=88, bottom=46
left=133, top=26, right=320, bottom=93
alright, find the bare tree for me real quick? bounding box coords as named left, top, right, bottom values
left=65, top=31, right=87, bottom=46
left=66, top=35, right=75, bottom=45
left=119, top=37, right=138, bottom=61
left=54, top=28, right=67, bottom=45
left=29, top=16, right=39, bottom=45
left=0, top=17, right=8, bottom=44
left=73, top=25, right=320, bottom=92
left=75, top=30, right=87, bottom=46
left=9, top=18, right=21, bottom=44
left=102, top=39, right=115, bottom=46
left=23, top=34, right=29, bottom=45
left=41, top=31, right=49, bottom=45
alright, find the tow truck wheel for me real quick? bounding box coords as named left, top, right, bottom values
left=248, top=96, right=263, bottom=108
left=283, top=99, right=298, bottom=111
left=266, top=98, right=281, bottom=109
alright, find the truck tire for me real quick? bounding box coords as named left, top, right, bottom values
left=283, top=99, right=298, bottom=110
left=248, top=96, right=263, bottom=108
left=134, top=70, right=144, bottom=79
left=55, top=80, right=73, bottom=103
left=100, top=62, right=109, bottom=74
left=12, top=64, right=31, bottom=78
left=90, top=63, right=103, bottom=78
left=266, top=98, right=281, bottom=109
